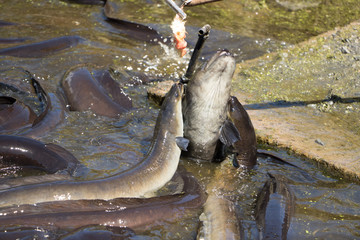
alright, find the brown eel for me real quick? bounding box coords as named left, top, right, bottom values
left=0, top=169, right=205, bottom=230
left=0, top=83, right=184, bottom=207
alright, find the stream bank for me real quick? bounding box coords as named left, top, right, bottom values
left=232, top=20, right=360, bottom=181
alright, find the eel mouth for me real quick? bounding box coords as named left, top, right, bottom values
left=199, top=49, right=235, bottom=82
left=0, top=96, right=16, bottom=105
left=172, top=82, right=184, bottom=100
left=204, top=49, right=233, bottom=71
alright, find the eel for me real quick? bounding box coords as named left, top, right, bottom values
left=60, top=226, right=135, bottom=240
left=182, top=49, right=236, bottom=162
left=182, top=49, right=296, bottom=169
left=64, top=0, right=105, bottom=5
left=224, top=96, right=257, bottom=169
left=0, top=37, right=30, bottom=44
left=61, top=67, right=132, bottom=117
left=104, top=1, right=167, bottom=44
left=0, top=75, right=65, bottom=138
left=22, top=76, right=66, bottom=139
left=0, top=36, right=84, bottom=58
left=0, top=83, right=185, bottom=207
left=199, top=195, right=243, bottom=240
left=197, top=160, right=244, bottom=240
left=0, top=20, right=16, bottom=27
left=0, top=135, right=79, bottom=175
left=224, top=96, right=299, bottom=169
left=255, top=174, right=295, bottom=240
left=0, top=96, right=37, bottom=132
left=0, top=169, right=206, bottom=230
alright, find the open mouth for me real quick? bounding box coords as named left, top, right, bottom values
left=218, top=49, right=231, bottom=57
left=204, top=49, right=234, bottom=73
left=205, top=49, right=232, bottom=69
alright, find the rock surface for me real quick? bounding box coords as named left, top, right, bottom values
left=233, top=20, right=360, bottom=181
left=147, top=80, right=176, bottom=105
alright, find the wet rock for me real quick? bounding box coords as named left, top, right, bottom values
left=233, top=20, right=360, bottom=180
left=147, top=80, right=174, bottom=105
left=235, top=21, right=360, bottom=101
left=274, top=0, right=321, bottom=11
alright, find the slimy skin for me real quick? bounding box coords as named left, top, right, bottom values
left=61, top=67, right=132, bottom=117
left=255, top=174, right=295, bottom=240
left=0, top=169, right=206, bottom=230
left=198, top=160, right=244, bottom=240
left=0, top=36, right=84, bottom=58
left=182, top=50, right=236, bottom=162
left=182, top=51, right=257, bottom=168
left=227, top=96, right=257, bottom=169
left=0, top=96, right=37, bottom=132
left=200, top=195, right=243, bottom=240
left=22, top=92, right=65, bottom=139
left=0, top=78, right=65, bottom=138
left=0, top=83, right=184, bottom=208
left=0, top=135, right=79, bottom=174
left=104, top=2, right=165, bottom=44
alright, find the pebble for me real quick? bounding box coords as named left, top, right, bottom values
left=340, top=46, right=350, bottom=54
left=315, top=139, right=325, bottom=146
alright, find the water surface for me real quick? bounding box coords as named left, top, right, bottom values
left=0, top=0, right=359, bottom=239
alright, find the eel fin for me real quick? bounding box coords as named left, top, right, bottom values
left=176, top=137, right=189, bottom=151
left=27, top=72, right=51, bottom=126
left=219, top=119, right=241, bottom=147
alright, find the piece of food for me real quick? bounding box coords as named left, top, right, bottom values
left=171, top=13, right=187, bottom=57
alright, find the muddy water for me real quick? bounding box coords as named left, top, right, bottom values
left=0, top=0, right=360, bottom=239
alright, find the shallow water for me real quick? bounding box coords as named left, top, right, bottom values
left=0, top=0, right=359, bottom=239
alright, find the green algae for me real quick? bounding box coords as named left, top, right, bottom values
left=178, top=0, right=360, bottom=43
left=232, top=20, right=360, bottom=142
left=233, top=21, right=360, bottom=102
left=105, top=0, right=360, bottom=44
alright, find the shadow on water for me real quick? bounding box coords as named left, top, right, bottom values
left=244, top=95, right=360, bottom=110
